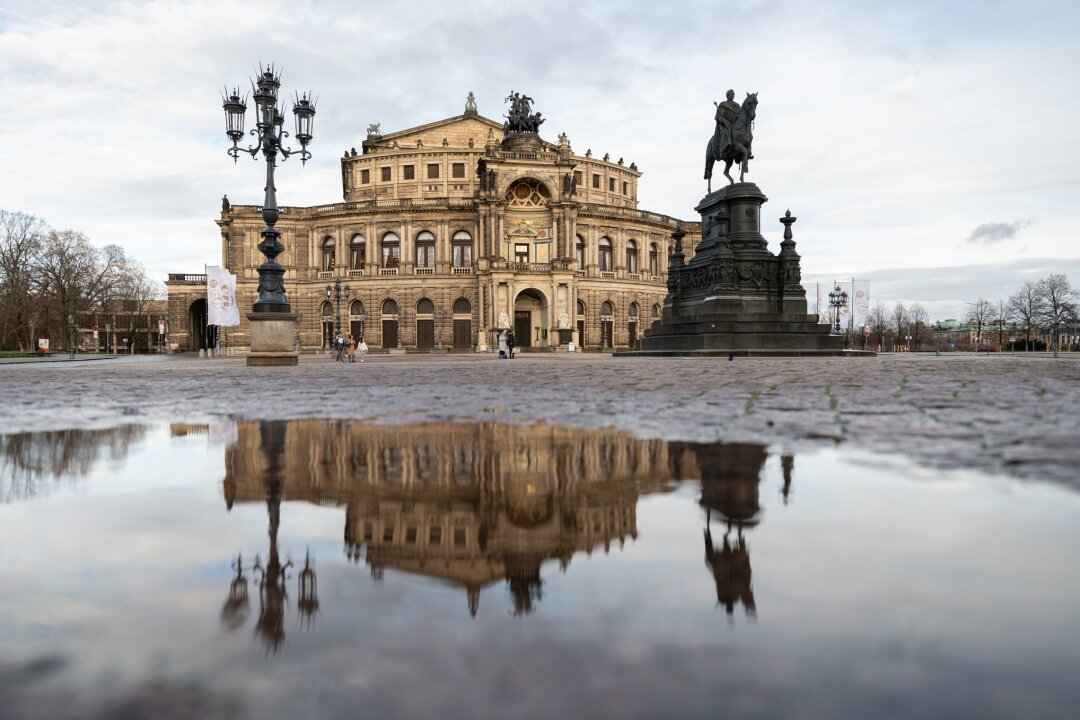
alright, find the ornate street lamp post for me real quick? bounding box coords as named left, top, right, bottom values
left=828, top=285, right=848, bottom=335
left=221, top=64, right=316, bottom=366
left=325, top=279, right=350, bottom=340
left=67, top=314, right=75, bottom=358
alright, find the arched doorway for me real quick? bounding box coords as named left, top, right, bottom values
left=381, top=299, right=399, bottom=349
left=628, top=302, right=639, bottom=347
left=416, top=298, right=434, bottom=351
left=452, top=297, right=472, bottom=350
left=600, top=301, right=614, bottom=350
left=349, top=300, right=365, bottom=342
left=576, top=300, right=586, bottom=349
left=321, top=301, right=334, bottom=349
left=514, top=288, right=548, bottom=349
left=188, top=299, right=217, bottom=352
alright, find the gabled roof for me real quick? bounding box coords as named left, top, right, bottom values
left=373, top=113, right=503, bottom=143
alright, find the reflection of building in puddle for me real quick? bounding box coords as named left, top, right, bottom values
left=223, top=420, right=787, bottom=628
left=0, top=425, right=150, bottom=502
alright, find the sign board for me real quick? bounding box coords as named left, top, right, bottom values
left=91, top=324, right=99, bottom=332
left=38, top=339, right=49, bottom=352
left=105, top=324, right=111, bottom=332
left=863, top=324, right=870, bottom=337
left=93, top=330, right=99, bottom=339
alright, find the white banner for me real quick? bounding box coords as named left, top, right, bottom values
left=851, top=280, right=871, bottom=329
left=206, top=266, right=240, bottom=327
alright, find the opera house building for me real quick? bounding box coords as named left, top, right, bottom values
left=166, top=94, right=701, bottom=352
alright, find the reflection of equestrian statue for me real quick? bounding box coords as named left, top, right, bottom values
left=704, top=92, right=758, bottom=191
left=504, top=91, right=545, bottom=134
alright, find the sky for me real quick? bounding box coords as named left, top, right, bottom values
left=1, top=0, right=1078, bottom=320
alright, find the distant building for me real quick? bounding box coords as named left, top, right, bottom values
left=166, top=95, right=701, bottom=352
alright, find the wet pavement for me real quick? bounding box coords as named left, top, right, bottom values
left=1, top=419, right=1078, bottom=720
left=2, top=353, right=1078, bottom=485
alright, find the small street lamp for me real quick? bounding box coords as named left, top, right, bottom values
left=828, top=285, right=848, bottom=335
left=906, top=334, right=912, bottom=352
left=325, top=278, right=350, bottom=340
left=221, top=64, right=316, bottom=315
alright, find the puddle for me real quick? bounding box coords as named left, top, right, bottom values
left=1, top=420, right=1078, bottom=719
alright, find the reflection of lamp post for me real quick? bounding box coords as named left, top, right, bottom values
left=828, top=285, right=848, bottom=335
left=324, top=279, right=350, bottom=340
left=67, top=314, right=75, bottom=358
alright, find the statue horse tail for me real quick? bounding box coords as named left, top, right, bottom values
left=705, top=135, right=720, bottom=190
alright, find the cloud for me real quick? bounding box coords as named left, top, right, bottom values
left=966, top=220, right=1032, bottom=245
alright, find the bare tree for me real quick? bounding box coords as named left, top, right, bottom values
left=891, top=302, right=908, bottom=351
left=0, top=210, right=46, bottom=350
left=867, top=302, right=889, bottom=351
left=1034, top=274, right=1079, bottom=358
left=909, top=303, right=929, bottom=351
left=965, top=298, right=994, bottom=349
left=110, top=248, right=164, bottom=352
left=1007, top=282, right=1043, bottom=351
left=32, top=229, right=117, bottom=348
left=991, top=299, right=1010, bottom=349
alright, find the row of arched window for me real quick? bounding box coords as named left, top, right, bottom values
left=574, top=236, right=667, bottom=274
left=322, top=231, right=474, bottom=271
left=320, top=297, right=660, bottom=320
left=579, top=300, right=660, bottom=320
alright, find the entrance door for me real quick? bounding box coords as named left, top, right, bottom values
left=514, top=311, right=531, bottom=348
left=382, top=320, right=398, bottom=349
left=628, top=321, right=637, bottom=347
left=416, top=319, right=434, bottom=350
left=453, top=319, right=471, bottom=349
left=350, top=320, right=365, bottom=343
left=577, top=320, right=585, bottom=349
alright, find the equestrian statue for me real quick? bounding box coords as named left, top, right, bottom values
left=705, top=90, right=758, bottom=192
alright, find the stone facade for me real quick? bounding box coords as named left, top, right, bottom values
left=167, top=99, right=701, bottom=352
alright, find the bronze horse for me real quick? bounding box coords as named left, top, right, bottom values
left=705, top=92, right=758, bottom=192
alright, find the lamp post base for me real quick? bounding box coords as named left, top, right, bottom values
left=247, top=312, right=299, bottom=367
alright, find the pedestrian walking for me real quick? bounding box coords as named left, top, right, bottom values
left=347, top=335, right=357, bottom=363
left=498, top=329, right=508, bottom=359
left=358, top=338, right=368, bottom=362
left=507, top=329, right=516, bottom=359
left=334, top=333, right=345, bottom=362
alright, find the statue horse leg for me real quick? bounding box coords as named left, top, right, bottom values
left=723, top=157, right=735, bottom=185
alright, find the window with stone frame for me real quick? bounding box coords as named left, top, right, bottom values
left=321, top=237, right=336, bottom=271
left=649, top=243, right=658, bottom=273
left=403, top=164, right=415, bottom=180
left=452, top=162, right=465, bottom=178
left=381, top=167, right=391, bottom=182
left=626, top=239, right=638, bottom=273
left=575, top=234, right=585, bottom=268
left=515, top=243, right=529, bottom=263
left=381, top=232, right=400, bottom=267
left=608, top=177, right=615, bottom=192
left=598, top=237, right=613, bottom=272
left=361, top=168, right=370, bottom=184
left=452, top=230, right=473, bottom=267
left=427, top=163, right=440, bottom=179
left=416, top=231, right=436, bottom=268
left=592, top=173, right=600, bottom=189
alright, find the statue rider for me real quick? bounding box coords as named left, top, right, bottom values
left=713, top=89, right=740, bottom=154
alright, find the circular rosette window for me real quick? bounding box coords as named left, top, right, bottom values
left=505, top=178, right=551, bottom=207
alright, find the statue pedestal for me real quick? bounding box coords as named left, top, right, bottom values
left=557, top=328, right=574, bottom=346
left=246, top=312, right=299, bottom=366
left=622, top=183, right=870, bottom=358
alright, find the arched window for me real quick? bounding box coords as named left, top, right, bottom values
left=599, top=237, right=613, bottom=272
left=321, top=236, right=336, bottom=271
left=349, top=234, right=366, bottom=270
left=416, top=298, right=434, bottom=315
left=577, top=300, right=586, bottom=316
left=416, top=231, right=435, bottom=268
left=321, top=302, right=333, bottom=318
left=575, top=235, right=585, bottom=269
left=453, top=298, right=471, bottom=314
left=600, top=301, right=614, bottom=317
left=381, top=232, right=400, bottom=268
left=652, top=304, right=660, bottom=320
left=382, top=299, right=399, bottom=315
left=626, top=239, right=638, bottom=273
left=452, top=230, right=473, bottom=268
left=350, top=300, right=365, bottom=316
left=629, top=302, right=639, bottom=318
left=649, top=243, right=658, bottom=274
left=505, top=178, right=551, bottom=207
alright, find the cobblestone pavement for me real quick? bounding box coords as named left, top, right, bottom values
left=2, top=353, right=1078, bottom=486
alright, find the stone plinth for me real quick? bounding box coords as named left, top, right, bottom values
left=247, top=312, right=299, bottom=366
left=622, top=183, right=869, bottom=357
